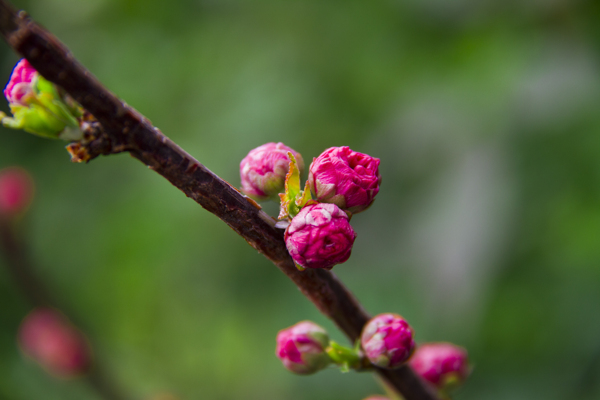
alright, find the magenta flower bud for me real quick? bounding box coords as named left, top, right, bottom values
left=18, top=308, right=91, bottom=378
left=240, top=142, right=304, bottom=200
left=284, top=202, right=356, bottom=270
left=363, top=397, right=390, bottom=400
left=2, top=59, right=82, bottom=139
left=409, top=342, right=470, bottom=391
left=276, top=321, right=331, bottom=375
left=308, top=146, right=381, bottom=214
left=0, top=167, right=34, bottom=216
left=3, top=59, right=37, bottom=106
left=361, top=313, right=415, bottom=369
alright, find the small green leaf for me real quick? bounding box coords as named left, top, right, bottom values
left=278, top=152, right=314, bottom=220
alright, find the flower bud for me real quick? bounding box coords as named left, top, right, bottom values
left=0, top=167, right=34, bottom=216
left=409, top=342, right=470, bottom=391
left=240, top=142, right=304, bottom=200
left=276, top=321, right=331, bottom=375
left=4, top=59, right=37, bottom=106
left=361, top=313, right=415, bottom=369
left=285, top=202, right=356, bottom=270
left=1, top=59, right=82, bottom=140
left=308, top=146, right=381, bottom=214
left=363, top=397, right=390, bottom=400
left=18, top=308, right=91, bottom=378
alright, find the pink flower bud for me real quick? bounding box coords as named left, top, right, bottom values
left=0, top=167, right=34, bottom=216
left=409, top=342, right=470, bottom=391
left=18, top=308, right=91, bottom=378
left=284, top=202, right=356, bottom=270
left=276, top=321, right=331, bottom=375
left=4, top=59, right=38, bottom=106
left=240, top=142, right=304, bottom=200
left=308, top=146, right=381, bottom=214
left=363, top=397, right=390, bottom=400
left=361, top=313, right=415, bottom=369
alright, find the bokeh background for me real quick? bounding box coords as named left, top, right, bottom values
left=1, top=0, right=600, bottom=399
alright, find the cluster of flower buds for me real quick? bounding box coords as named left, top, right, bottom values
left=1, top=59, right=82, bottom=140
left=276, top=313, right=417, bottom=376
left=18, top=308, right=92, bottom=378
left=240, top=143, right=380, bottom=270
left=275, top=316, right=471, bottom=397
left=409, top=342, right=470, bottom=395
left=0, top=167, right=34, bottom=217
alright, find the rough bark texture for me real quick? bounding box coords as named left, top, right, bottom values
left=0, top=2, right=439, bottom=399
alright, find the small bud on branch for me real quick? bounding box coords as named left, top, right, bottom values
left=285, top=202, right=356, bottom=270
left=18, top=308, right=92, bottom=378
left=240, top=142, right=304, bottom=201
left=1, top=59, right=82, bottom=140
left=0, top=167, right=34, bottom=216
left=276, top=321, right=331, bottom=375
left=309, top=146, right=381, bottom=214
left=409, top=343, right=470, bottom=394
left=361, top=314, right=415, bottom=369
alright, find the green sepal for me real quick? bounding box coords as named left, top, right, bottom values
left=1, top=75, right=82, bottom=140
left=325, top=340, right=362, bottom=373
left=2, top=104, right=66, bottom=138
left=294, top=262, right=306, bottom=272
left=37, top=76, right=83, bottom=118
left=34, top=76, right=81, bottom=128
left=278, top=152, right=313, bottom=220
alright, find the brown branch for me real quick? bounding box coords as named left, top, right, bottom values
left=0, top=218, right=131, bottom=400
left=0, top=2, right=439, bottom=399
left=0, top=218, right=55, bottom=307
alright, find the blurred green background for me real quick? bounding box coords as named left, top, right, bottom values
left=1, top=0, right=600, bottom=399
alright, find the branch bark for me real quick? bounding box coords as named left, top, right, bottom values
left=0, top=2, right=439, bottom=399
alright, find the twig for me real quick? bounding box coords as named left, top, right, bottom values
left=0, top=218, right=55, bottom=307
left=0, top=2, right=439, bottom=399
left=0, top=218, right=131, bottom=400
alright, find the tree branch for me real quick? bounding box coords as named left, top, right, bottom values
left=0, top=2, right=439, bottom=399
left=0, top=218, right=130, bottom=400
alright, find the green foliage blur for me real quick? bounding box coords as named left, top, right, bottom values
left=1, top=0, right=600, bottom=399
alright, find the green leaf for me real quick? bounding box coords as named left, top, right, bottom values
left=278, top=152, right=313, bottom=220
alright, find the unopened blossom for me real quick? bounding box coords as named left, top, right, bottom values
left=0, top=167, right=34, bottom=216
left=4, top=59, right=38, bottom=106
left=409, top=342, right=470, bottom=391
left=240, top=142, right=304, bottom=200
left=361, top=313, right=415, bottom=369
left=276, top=321, right=331, bottom=375
left=1, top=59, right=82, bottom=140
left=18, top=308, right=91, bottom=378
left=308, top=146, right=381, bottom=214
left=363, top=397, right=390, bottom=400
left=285, top=202, right=356, bottom=270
